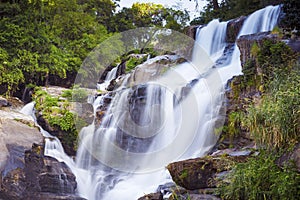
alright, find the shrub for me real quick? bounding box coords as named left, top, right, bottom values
left=243, top=69, right=299, bottom=149
left=218, top=151, right=300, bottom=200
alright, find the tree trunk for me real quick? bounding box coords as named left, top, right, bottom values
left=212, top=0, right=219, bottom=10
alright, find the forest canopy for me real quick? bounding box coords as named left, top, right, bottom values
left=0, top=0, right=189, bottom=96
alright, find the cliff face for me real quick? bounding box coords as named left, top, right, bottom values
left=237, top=32, right=278, bottom=67
left=0, top=102, right=84, bottom=200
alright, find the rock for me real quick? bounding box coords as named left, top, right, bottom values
left=99, top=61, right=126, bottom=84
left=185, top=26, right=199, bottom=39
left=226, top=16, right=247, bottom=43
left=0, top=110, right=45, bottom=199
left=7, top=97, right=24, bottom=109
left=21, top=87, right=35, bottom=104
left=286, top=37, right=300, bottom=54
left=167, top=155, right=248, bottom=190
left=107, top=79, right=117, bottom=91
left=0, top=96, right=10, bottom=108
left=276, top=143, right=300, bottom=172
left=127, top=55, right=180, bottom=86
left=0, top=142, right=84, bottom=200
left=0, top=168, right=26, bottom=200
left=188, top=194, right=220, bottom=200
left=94, top=92, right=116, bottom=127
left=138, top=192, right=163, bottom=200
left=0, top=111, right=42, bottom=176
left=237, top=32, right=278, bottom=68
left=36, top=114, right=77, bottom=156
left=70, top=102, right=94, bottom=125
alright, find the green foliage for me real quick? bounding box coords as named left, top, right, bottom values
left=243, top=70, right=300, bottom=149
left=218, top=151, right=300, bottom=200
left=125, top=56, right=148, bottom=73
left=33, top=88, right=78, bottom=150
left=228, top=41, right=299, bottom=149
left=228, top=112, right=243, bottom=139
left=0, top=0, right=112, bottom=95
left=179, top=169, right=189, bottom=180
left=62, top=86, right=88, bottom=102
left=256, top=40, right=298, bottom=87
left=0, top=1, right=189, bottom=95
left=192, top=0, right=280, bottom=25
left=280, top=0, right=300, bottom=34
left=110, top=2, right=189, bottom=32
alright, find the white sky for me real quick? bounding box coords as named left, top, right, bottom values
left=118, top=0, right=210, bottom=20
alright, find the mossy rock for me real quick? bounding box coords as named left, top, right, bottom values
left=167, top=155, right=248, bottom=190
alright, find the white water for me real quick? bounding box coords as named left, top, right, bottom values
left=196, top=19, right=228, bottom=61
left=221, top=5, right=281, bottom=82
left=21, top=5, right=281, bottom=200
left=97, top=66, right=118, bottom=91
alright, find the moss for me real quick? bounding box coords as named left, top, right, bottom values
left=32, top=88, right=79, bottom=153
left=179, top=169, right=188, bottom=180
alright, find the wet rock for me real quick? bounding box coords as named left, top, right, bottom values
left=286, top=37, right=300, bottom=54
left=22, top=87, right=34, bottom=104
left=36, top=114, right=76, bottom=156
left=0, top=96, right=10, bottom=108
left=226, top=16, right=247, bottom=43
left=107, top=79, right=117, bottom=91
left=185, top=25, right=199, bottom=39
left=94, top=92, right=116, bottom=126
left=167, top=155, right=248, bottom=190
left=127, top=55, right=180, bottom=86
left=0, top=142, right=84, bottom=200
left=99, top=61, right=126, bottom=84
left=70, top=102, right=94, bottom=125
left=214, top=43, right=235, bottom=67
left=0, top=168, right=26, bottom=200
left=138, top=192, right=163, bottom=200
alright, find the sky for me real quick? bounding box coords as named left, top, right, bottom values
left=118, top=0, right=210, bottom=20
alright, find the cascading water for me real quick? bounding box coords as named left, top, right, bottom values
left=20, top=5, right=281, bottom=200
left=97, top=66, right=118, bottom=91
left=222, top=5, right=281, bottom=81
left=195, top=19, right=228, bottom=61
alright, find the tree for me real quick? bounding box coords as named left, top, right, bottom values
left=110, top=2, right=189, bottom=32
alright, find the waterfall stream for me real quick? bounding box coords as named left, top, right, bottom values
left=21, top=5, right=281, bottom=200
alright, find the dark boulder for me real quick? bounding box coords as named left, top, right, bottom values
left=1, top=143, right=85, bottom=200
left=0, top=96, right=11, bottom=108
left=167, top=155, right=248, bottom=190
left=226, top=16, right=247, bottom=43
left=138, top=192, right=163, bottom=200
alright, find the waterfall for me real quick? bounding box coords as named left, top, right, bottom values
left=195, top=19, right=228, bottom=61
left=97, top=66, right=118, bottom=91
left=20, top=5, right=281, bottom=200
left=221, top=5, right=281, bottom=82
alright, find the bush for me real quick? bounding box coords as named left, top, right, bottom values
left=218, top=151, right=300, bottom=200
left=33, top=88, right=78, bottom=151
left=243, top=69, right=299, bottom=149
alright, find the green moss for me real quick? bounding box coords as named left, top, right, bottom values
left=179, top=169, right=188, bottom=180
left=125, top=56, right=148, bottom=73
left=62, top=86, right=88, bottom=102
left=33, top=88, right=79, bottom=151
